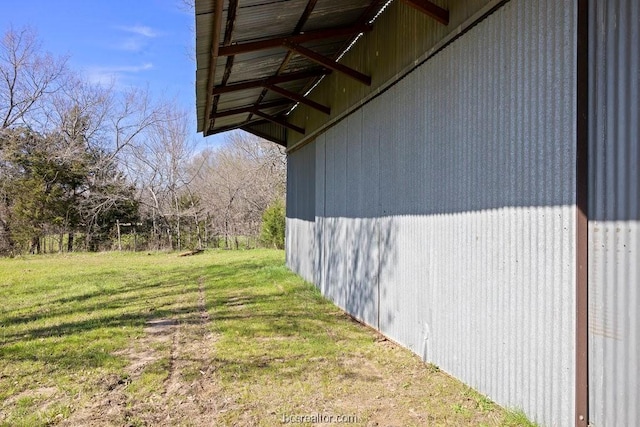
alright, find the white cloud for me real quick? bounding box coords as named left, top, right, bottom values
left=85, top=63, right=154, bottom=87
left=118, top=38, right=144, bottom=52
left=106, top=63, right=154, bottom=73
left=117, top=25, right=159, bottom=38
left=111, top=25, right=160, bottom=52
left=86, top=70, right=115, bottom=86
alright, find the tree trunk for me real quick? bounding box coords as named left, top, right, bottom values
left=116, top=220, right=122, bottom=251
left=30, top=236, right=40, bottom=254
left=196, top=219, right=203, bottom=250
left=67, top=231, right=74, bottom=252
left=176, top=217, right=181, bottom=251
left=203, top=217, right=208, bottom=248
left=152, top=212, right=158, bottom=250
left=85, top=226, right=96, bottom=252
left=224, top=219, right=229, bottom=249
left=0, top=220, right=14, bottom=255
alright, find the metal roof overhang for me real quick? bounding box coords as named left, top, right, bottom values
left=195, top=0, right=450, bottom=146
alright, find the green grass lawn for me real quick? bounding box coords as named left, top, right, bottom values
left=0, top=250, right=535, bottom=426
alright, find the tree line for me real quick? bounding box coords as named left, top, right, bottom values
left=0, top=26, right=286, bottom=256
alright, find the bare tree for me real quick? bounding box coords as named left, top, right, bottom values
left=35, top=74, right=167, bottom=251
left=0, top=25, right=288, bottom=255
left=126, top=108, right=196, bottom=250
left=0, top=26, right=68, bottom=130
left=0, top=27, right=73, bottom=254
left=190, top=131, right=286, bottom=249
left=48, top=75, right=112, bottom=152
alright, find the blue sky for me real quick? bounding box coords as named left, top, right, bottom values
left=1, top=0, right=225, bottom=146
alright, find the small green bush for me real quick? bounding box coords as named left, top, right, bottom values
left=260, top=199, right=285, bottom=249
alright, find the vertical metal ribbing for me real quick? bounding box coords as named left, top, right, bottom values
left=314, top=1, right=577, bottom=424
left=588, top=0, right=640, bottom=425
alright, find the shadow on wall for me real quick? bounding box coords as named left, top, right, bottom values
left=283, top=0, right=638, bottom=424
left=319, top=215, right=398, bottom=330
left=285, top=218, right=315, bottom=284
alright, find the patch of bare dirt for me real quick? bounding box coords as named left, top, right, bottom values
left=211, top=328, right=507, bottom=427
left=315, top=338, right=504, bottom=427
left=58, top=278, right=510, bottom=427
left=61, top=278, right=219, bottom=427
left=3, top=386, right=58, bottom=405
left=0, top=386, right=63, bottom=425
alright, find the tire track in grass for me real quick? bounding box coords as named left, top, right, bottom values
left=62, top=276, right=220, bottom=426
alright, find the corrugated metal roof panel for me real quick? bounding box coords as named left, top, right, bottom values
left=212, top=113, right=251, bottom=128
left=234, top=0, right=309, bottom=42
left=216, top=90, right=265, bottom=110
left=195, top=0, right=381, bottom=142
left=195, top=0, right=216, bottom=15
left=303, top=0, right=372, bottom=32
left=227, top=50, right=288, bottom=83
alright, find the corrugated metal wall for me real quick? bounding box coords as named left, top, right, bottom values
left=588, top=0, right=640, bottom=425
left=288, top=0, right=579, bottom=425
left=314, top=112, right=381, bottom=328
left=286, top=142, right=316, bottom=283
left=287, top=0, right=499, bottom=147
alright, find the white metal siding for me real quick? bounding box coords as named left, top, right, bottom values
left=588, top=0, right=640, bottom=425
left=287, top=0, right=578, bottom=424
left=286, top=143, right=316, bottom=283
left=314, top=135, right=326, bottom=293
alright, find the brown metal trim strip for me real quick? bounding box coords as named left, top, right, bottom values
left=203, top=0, right=223, bottom=135
left=223, top=0, right=239, bottom=45
left=575, top=0, right=589, bottom=426
left=209, top=0, right=239, bottom=129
